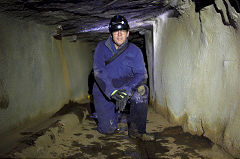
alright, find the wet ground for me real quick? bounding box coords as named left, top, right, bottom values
left=0, top=102, right=233, bottom=159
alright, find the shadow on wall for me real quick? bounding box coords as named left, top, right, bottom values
left=229, top=0, right=240, bottom=13
left=88, top=69, right=95, bottom=114
left=51, top=101, right=91, bottom=122
left=192, top=0, right=215, bottom=12
left=0, top=79, right=9, bottom=109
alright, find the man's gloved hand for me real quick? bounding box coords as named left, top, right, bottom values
left=111, top=90, right=128, bottom=111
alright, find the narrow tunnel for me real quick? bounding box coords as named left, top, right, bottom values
left=0, top=0, right=240, bottom=158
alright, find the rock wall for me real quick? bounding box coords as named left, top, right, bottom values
left=0, top=13, right=95, bottom=134
left=145, top=30, right=154, bottom=101
left=149, top=0, right=240, bottom=157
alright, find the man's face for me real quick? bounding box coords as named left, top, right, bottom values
left=112, top=30, right=129, bottom=49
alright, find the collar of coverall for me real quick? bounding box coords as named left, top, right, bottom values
left=105, top=36, right=129, bottom=54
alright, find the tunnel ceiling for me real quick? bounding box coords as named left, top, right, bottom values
left=1, top=0, right=240, bottom=42
left=0, top=0, right=177, bottom=42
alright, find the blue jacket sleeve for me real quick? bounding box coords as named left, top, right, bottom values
left=121, top=48, right=148, bottom=95
left=93, top=42, right=115, bottom=99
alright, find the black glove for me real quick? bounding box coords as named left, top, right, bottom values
left=111, top=90, right=128, bottom=111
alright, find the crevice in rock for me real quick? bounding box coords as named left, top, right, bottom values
left=213, top=2, right=230, bottom=26
left=0, top=79, right=9, bottom=109
left=222, top=0, right=238, bottom=29
left=200, top=119, right=205, bottom=136
left=221, top=125, right=227, bottom=144
left=213, top=0, right=237, bottom=28
left=192, top=0, right=215, bottom=12
left=198, top=11, right=203, bottom=34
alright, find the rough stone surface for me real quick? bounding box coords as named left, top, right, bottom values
left=148, top=0, right=240, bottom=158
left=0, top=0, right=239, bottom=39
left=1, top=0, right=240, bottom=158
left=0, top=0, right=176, bottom=41
left=0, top=13, right=94, bottom=134
left=0, top=103, right=233, bottom=159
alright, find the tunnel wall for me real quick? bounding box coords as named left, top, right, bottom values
left=145, top=30, right=155, bottom=102
left=150, top=2, right=240, bottom=157
left=0, top=13, right=95, bottom=134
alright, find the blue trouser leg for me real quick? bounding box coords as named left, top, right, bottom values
left=128, top=84, right=149, bottom=135
left=93, top=84, right=118, bottom=134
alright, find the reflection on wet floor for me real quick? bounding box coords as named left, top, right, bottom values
left=1, top=102, right=233, bottom=159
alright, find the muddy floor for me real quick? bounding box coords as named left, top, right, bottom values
left=0, top=102, right=234, bottom=159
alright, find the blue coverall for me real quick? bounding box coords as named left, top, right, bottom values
left=93, top=36, right=149, bottom=135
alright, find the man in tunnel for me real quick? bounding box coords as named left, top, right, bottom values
left=93, top=14, right=155, bottom=141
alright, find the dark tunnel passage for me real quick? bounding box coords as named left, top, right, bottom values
left=1, top=0, right=240, bottom=158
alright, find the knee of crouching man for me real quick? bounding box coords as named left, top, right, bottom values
left=131, top=85, right=149, bottom=103
left=138, top=84, right=149, bottom=97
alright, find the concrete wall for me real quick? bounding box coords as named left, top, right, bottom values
left=0, top=13, right=95, bottom=134
left=149, top=2, right=240, bottom=158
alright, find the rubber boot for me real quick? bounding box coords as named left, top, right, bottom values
left=127, top=85, right=155, bottom=141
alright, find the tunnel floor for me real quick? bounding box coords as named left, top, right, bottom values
left=1, top=102, right=233, bottom=159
